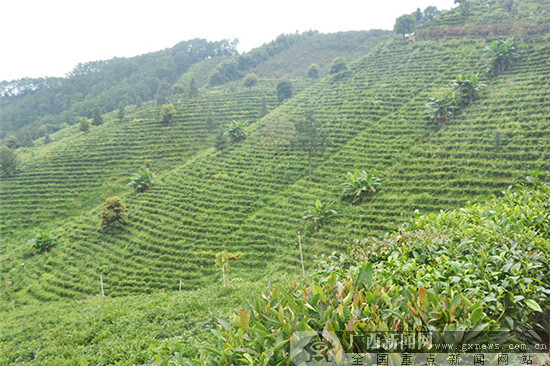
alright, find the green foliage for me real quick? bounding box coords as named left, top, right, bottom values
left=454, top=0, right=470, bottom=16
left=276, top=78, right=293, bottom=103
left=307, top=63, right=320, bottom=79
left=215, top=250, right=243, bottom=287
left=226, top=120, right=248, bottom=144
left=128, top=168, right=156, bottom=193
left=208, top=184, right=550, bottom=364
left=20, top=132, right=33, bottom=147
left=303, top=199, right=338, bottom=230
left=293, top=111, right=327, bottom=182
left=258, top=95, right=268, bottom=118
left=78, top=117, right=90, bottom=132
left=43, top=133, right=51, bottom=145
left=160, top=103, right=176, bottom=124
left=0, top=146, right=18, bottom=177
left=99, top=196, right=128, bottom=231
left=485, top=38, right=520, bottom=76
left=242, top=73, right=258, bottom=87
left=30, top=230, right=56, bottom=255
left=117, top=102, right=125, bottom=123
left=393, top=14, right=417, bottom=35
left=341, top=169, right=381, bottom=204
left=450, top=71, right=485, bottom=107
left=0, top=39, right=239, bottom=141
left=425, top=93, right=456, bottom=130
left=188, top=78, right=199, bottom=98
left=92, top=106, right=103, bottom=126
left=4, top=135, right=19, bottom=149
left=214, top=128, right=230, bottom=152
left=329, top=56, right=348, bottom=75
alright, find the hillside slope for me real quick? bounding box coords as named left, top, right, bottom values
left=3, top=26, right=549, bottom=304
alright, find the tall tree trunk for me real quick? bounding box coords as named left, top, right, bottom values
left=308, top=149, right=312, bottom=183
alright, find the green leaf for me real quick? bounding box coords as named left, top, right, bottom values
left=524, top=299, right=543, bottom=312
left=357, top=263, right=373, bottom=287
left=470, top=307, right=484, bottom=325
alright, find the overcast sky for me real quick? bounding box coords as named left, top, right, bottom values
left=0, top=0, right=456, bottom=82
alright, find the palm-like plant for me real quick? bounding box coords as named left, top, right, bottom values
left=425, top=93, right=456, bottom=130
left=303, top=199, right=338, bottom=230
left=342, top=170, right=382, bottom=204
left=451, top=71, right=485, bottom=107
left=485, top=38, right=519, bottom=76
left=226, top=120, right=248, bottom=144
left=128, top=168, right=155, bottom=193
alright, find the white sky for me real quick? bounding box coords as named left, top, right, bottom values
left=0, top=0, right=456, bottom=82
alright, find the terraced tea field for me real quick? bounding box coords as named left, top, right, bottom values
left=0, top=82, right=289, bottom=242
left=7, top=36, right=546, bottom=304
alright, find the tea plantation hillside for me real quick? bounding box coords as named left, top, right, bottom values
left=3, top=17, right=550, bottom=306
left=0, top=30, right=391, bottom=243
left=0, top=83, right=282, bottom=242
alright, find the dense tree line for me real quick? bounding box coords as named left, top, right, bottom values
left=0, top=38, right=238, bottom=142
left=208, top=32, right=313, bottom=86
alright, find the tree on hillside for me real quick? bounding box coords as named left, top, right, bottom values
left=276, top=78, right=293, bottom=103
left=393, top=14, right=416, bottom=35
left=136, top=96, right=143, bottom=110
left=78, top=117, right=91, bottom=132
left=215, top=250, right=242, bottom=287
left=503, top=0, right=514, bottom=14
left=161, top=104, right=176, bottom=124
left=43, top=133, right=51, bottom=145
left=264, top=117, right=295, bottom=162
left=155, top=81, right=172, bottom=105
left=329, top=57, right=348, bottom=75
left=243, top=73, right=258, bottom=88
left=307, top=63, right=320, bottom=79
left=258, top=95, right=268, bottom=118
left=117, top=102, right=125, bottom=123
left=214, top=127, right=230, bottom=153
left=100, top=196, right=128, bottom=231
left=188, top=78, right=198, bottom=98
left=21, top=132, right=34, bottom=148
left=0, top=146, right=18, bottom=177
left=455, top=0, right=470, bottom=16
left=92, top=106, right=104, bottom=126
left=4, top=135, right=19, bottom=149
left=293, top=111, right=327, bottom=183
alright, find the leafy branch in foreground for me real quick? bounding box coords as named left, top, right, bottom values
left=205, top=181, right=549, bottom=365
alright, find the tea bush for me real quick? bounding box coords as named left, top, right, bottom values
left=206, top=183, right=549, bottom=364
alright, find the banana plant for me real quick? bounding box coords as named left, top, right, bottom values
left=451, top=71, right=485, bottom=107
left=226, top=120, right=248, bottom=144
left=303, top=199, right=338, bottom=231
left=342, top=169, right=382, bottom=204
left=425, top=92, right=456, bottom=130
left=484, top=38, right=520, bottom=76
